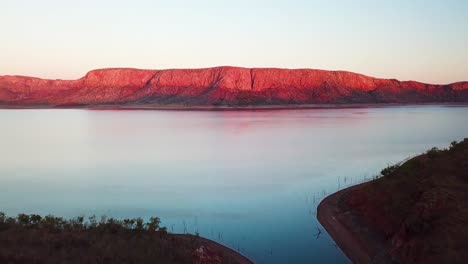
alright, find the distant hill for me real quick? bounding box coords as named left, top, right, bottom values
left=1, top=67, right=467, bottom=107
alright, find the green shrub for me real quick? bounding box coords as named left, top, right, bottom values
left=30, top=214, right=42, bottom=228
left=17, top=214, right=31, bottom=227
left=40, top=215, right=66, bottom=231
left=381, top=164, right=400, bottom=177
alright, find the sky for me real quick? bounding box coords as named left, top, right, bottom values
left=1, top=0, right=467, bottom=84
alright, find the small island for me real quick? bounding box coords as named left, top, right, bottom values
left=318, top=139, right=468, bottom=263
left=0, top=213, right=253, bottom=264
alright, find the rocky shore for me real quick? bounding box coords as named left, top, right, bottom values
left=318, top=139, right=468, bottom=263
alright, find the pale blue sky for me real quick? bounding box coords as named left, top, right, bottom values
left=1, top=0, right=467, bottom=83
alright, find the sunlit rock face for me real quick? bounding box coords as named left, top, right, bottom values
left=1, top=66, right=467, bottom=106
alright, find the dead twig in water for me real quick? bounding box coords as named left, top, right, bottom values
left=314, top=226, right=322, bottom=239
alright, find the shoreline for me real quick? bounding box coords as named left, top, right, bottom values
left=317, top=182, right=392, bottom=264
left=318, top=139, right=468, bottom=263
left=0, top=211, right=254, bottom=264
left=177, top=234, right=254, bottom=264
left=1, top=102, right=467, bottom=111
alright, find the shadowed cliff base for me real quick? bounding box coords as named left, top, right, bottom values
left=318, top=139, right=468, bottom=264
left=0, top=213, right=253, bottom=264
left=1, top=67, right=467, bottom=108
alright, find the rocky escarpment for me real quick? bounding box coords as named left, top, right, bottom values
left=0, top=66, right=467, bottom=107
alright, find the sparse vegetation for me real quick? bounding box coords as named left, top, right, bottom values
left=344, top=138, right=468, bottom=264
left=450, top=140, right=458, bottom=150
left=0, top=213, right=248, bottom=264
left=426, top=146, right=441, bottom=159
left=0, top=213, right=167, bottom=233
left=380, top=163, right=400, bottom=177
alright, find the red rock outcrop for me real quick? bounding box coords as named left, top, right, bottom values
left=0, top=66, right=467, bottom=107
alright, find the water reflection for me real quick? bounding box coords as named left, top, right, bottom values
left=0, top=106, right=467, bottom=264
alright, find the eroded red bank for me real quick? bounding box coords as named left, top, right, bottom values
left=1, top=67, right=467, bottom=106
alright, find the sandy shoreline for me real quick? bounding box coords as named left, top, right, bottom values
left=317, top=182, right=392, bottom=264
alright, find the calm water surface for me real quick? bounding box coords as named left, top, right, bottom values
left=1, top=106, right=468, bottom=264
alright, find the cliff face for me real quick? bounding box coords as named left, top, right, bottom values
left=0, top=66, right=467, bottom=107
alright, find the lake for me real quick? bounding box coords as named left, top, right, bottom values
left=1, top=105, right=467, bottom=264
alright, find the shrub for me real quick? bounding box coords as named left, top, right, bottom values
left=0, top=212, right=5, bottom=230
left=69, top=216, right=85, bottom=229
left=41, top=215, right=66, bottom=231
left=99, top=215, right=107, bottom=225
left=122, top=218, right=135, bottom=229
left=381, top=164, right=400, bottom=177
left=17, top=214, right=31, bottom=227
left=30, top=214, right=42, bottom=228
left=5, top=217, right=15, bottom=225
left=146, top=217, right=161, bottom=231
left=449, top=141, right=458, bottom=151
left=0, top=212, right=5, bottom=224
left=135, top=217, right=144, bottom=230
left=426, top=147, right=440, bottom=159
left=88, top=215, right=97, bottom=228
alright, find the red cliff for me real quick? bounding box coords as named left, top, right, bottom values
left=1, top=66, right=467, bottom=107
